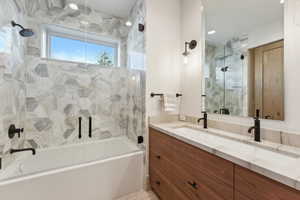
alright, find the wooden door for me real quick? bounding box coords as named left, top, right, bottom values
left=250, top=40, right=284, bottom=120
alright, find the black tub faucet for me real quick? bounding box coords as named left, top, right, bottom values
left=10, top=148, right=36, bottom=155
left=248, top=109, right=261, bottom=142
left=198, top=112, right=208, bottom=129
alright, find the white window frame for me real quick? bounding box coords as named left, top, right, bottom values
left=41, top=24, right=121, bottom=66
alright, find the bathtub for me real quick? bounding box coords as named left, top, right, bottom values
left=0, top=136, right=144, bottom=200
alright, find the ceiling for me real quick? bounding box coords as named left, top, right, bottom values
left=69, top=0, right=138, bottom=18
left=203, top=0, right=284, bottom=44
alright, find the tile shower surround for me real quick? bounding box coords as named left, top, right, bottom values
left=0, top=0, right=146, bottom=158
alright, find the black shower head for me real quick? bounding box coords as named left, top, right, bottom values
left=11, top=21, right=34, bottom=37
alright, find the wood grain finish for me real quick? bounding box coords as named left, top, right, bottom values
left=150, top=168, right=189, bottom=200
left=149, top=127, right=300, bottom=200
left=250, top=40, right=284, bottom=120
left=149, top=128, right=234, bottom=200
left=149, top=128, right=234, bottom=186
left=235, top=166, right=300, bottom=200
left=150, top=150, right=233, bottom=200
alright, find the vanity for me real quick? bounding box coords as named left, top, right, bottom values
left=149, top=123, right=300, bottom=200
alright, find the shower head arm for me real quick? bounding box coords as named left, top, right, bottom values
left=11, top=21, right=25, bottom=30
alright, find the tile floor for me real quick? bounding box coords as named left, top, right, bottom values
left=116, top=190, right=159, bottom=200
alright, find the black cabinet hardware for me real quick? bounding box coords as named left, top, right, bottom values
left=188, top=181, right=198, bottom=189
left=78, top=117, right=82, bottom=139
left=156, top=181, right=161, bottom=186
left=156, top=155, right=161, bottom=159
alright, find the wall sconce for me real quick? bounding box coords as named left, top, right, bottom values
left=182, top=40, right=197, bottom=64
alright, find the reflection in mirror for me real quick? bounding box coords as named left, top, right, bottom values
left=203, top=0, right=284, bottom=120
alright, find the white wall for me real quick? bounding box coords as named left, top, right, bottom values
left=146, top=0, right=182, bottom=117
left=146, top=0, right=300, bottom=133
left=248, top=19, right=284, bottom=48
left=186, top=0, right=300, bottom=133
left=179, top=0, right=204, bottom=117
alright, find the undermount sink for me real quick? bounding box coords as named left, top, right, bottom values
left=171, top=126, right=300, bottom=159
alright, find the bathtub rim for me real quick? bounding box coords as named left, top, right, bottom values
left=0, top=150, right=144, bottom=187
left=36, top=136, right=140, bottom=153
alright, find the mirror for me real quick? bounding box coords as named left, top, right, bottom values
left=203, top=0, right=284, bottom=120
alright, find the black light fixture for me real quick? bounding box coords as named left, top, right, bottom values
left=182, top=40, right=197, bottom=64
left=11, top=21, right=34, bottom=37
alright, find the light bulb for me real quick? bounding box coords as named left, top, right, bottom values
left=69, top=3, right=79, bottom=10
left=126, top=21, right=132, bottom=27
left=183, top=56, right=188, bottom=64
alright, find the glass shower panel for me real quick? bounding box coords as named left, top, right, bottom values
left=0, top=0, right=27, bottom=179
left=224, top=40, right=247, bottom=116
left=0, top=0, right=146, bottom=181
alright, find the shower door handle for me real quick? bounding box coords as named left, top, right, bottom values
left=89, top=117, right=92, bottom=138
left=78, top=117, right=82, bottom=139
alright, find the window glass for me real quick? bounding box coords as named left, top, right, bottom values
left=50, top=35, right=117, bottom=66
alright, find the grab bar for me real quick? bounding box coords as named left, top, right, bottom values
left=89, top=116, right=92, bottom=138
left=78, top=117, right=82, bottom=139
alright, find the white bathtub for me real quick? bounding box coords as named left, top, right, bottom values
left=0, top=136, right=144, bottom=200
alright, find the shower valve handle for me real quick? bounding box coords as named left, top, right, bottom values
left=8, top=124, right=24, bottom=139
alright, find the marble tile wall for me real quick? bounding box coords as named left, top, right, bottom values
left=0, top=0, right=146, bottom=157
left=0, top=0, right=27, bottom=155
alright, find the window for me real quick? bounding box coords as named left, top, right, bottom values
left=42, top=25, right=119, bottom=66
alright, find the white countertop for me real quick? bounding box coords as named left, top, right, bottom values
left=149, top=121, right=300, bottom=191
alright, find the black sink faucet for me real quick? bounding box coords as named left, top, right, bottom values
left=10, top=148, right=36, bottom=155
left=248, top=109, right=261, bottom=142
left=197, top=112, right=208, bottom=129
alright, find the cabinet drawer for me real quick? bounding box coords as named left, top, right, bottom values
left=150, top=168, right=189, bottom=200
left=150, top=150, right=233, bottom=200
left=149, top=128, right=234, bottom=187
left=235, top=166, right=300, bottom=200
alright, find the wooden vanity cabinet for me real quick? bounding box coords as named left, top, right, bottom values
left=149, top=128, right=234, bottom=200
left=235, top=166, right=300, bottom=200
left=149, top=128, right=300, bottom=200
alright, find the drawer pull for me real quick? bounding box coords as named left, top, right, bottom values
left=188, top=181, right=198, bottom=189
left=156, top=181, right=161, bottom=186
left=156, top=155, right=161, bottom=159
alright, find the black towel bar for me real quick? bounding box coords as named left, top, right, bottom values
left=150, top=93, right=164, bottom=98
